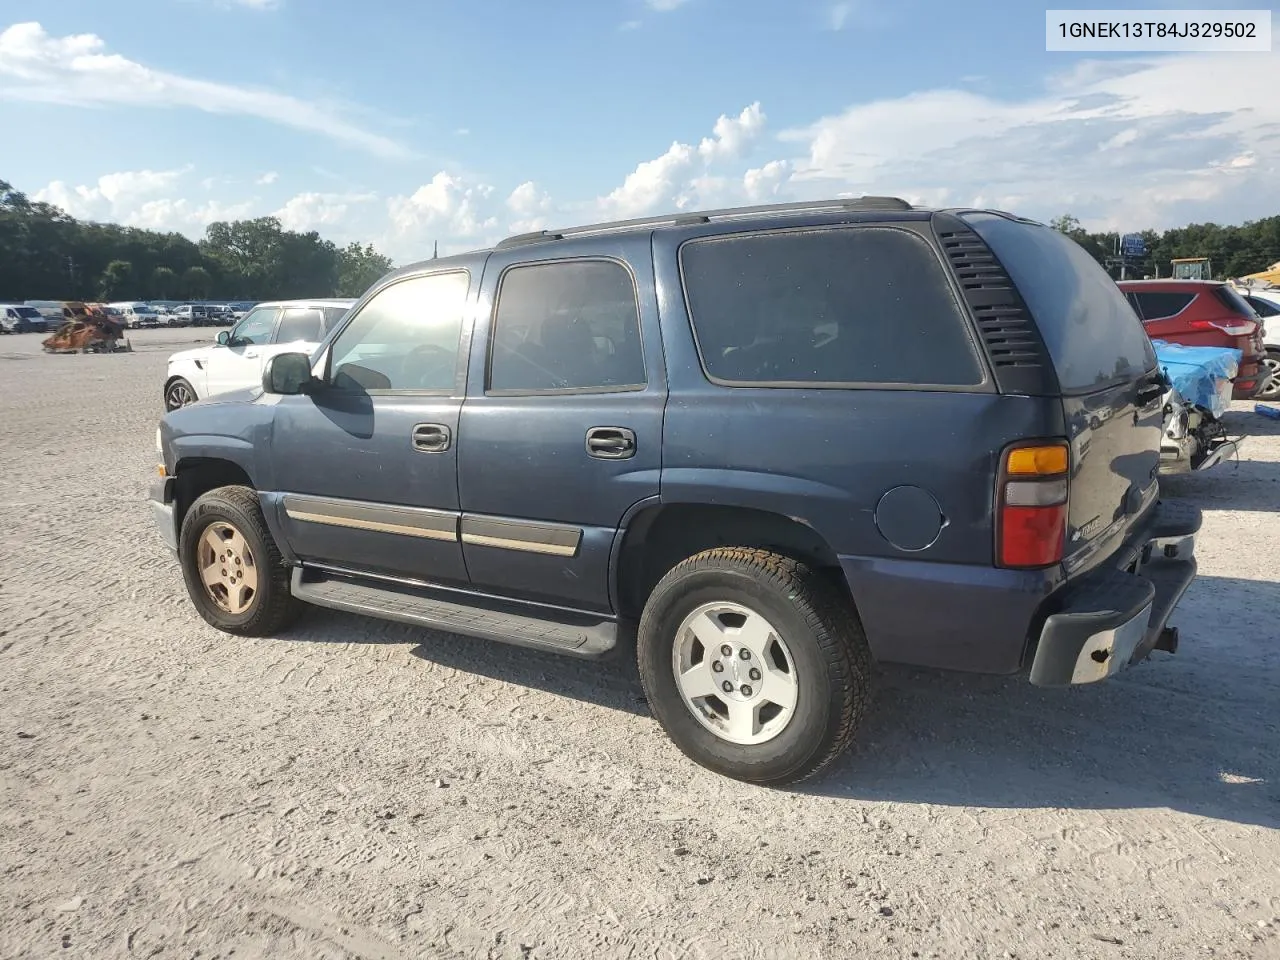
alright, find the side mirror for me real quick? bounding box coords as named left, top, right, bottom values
left=262, top=352, right=315, bottom=395
left=215, top=330, right=230, bottom=346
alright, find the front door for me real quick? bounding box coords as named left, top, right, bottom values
left=457, top=240, right=666, bottom=612
left=268, top=269, right=474, bottom=585
left=206, top=305, right=280, bottom=397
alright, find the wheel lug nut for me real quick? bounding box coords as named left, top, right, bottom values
left=721, top=680, right=733, bottom=693
left=741, top=684, right=753, bottom=697
left=720, top=644, right=732, bottom=657
left=221, top=568, right=227, bottom=576
left=711, top=661, right=724, bottom=673
left=739, top=649, right=751, bottom=661
left=749, top=668, right=761, bottom=681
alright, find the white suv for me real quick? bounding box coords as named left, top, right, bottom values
left=162, top=298, right=355, bottom=410
left=1238, top=287, right=1280, bottom=401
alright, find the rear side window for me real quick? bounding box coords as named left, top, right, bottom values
left=1215, top=285, right=1260, bottom=318
left=1132, top=291, right=1195, bottom=321
left=964, top=214, right=1155, bottom=394
left=680, top=227, right=983, bottom=387
left=275, top=307, right=325, bottom=343
left=489, top=260, right=646, bottom=393
left=322, top=306, right=350, bottom=330
left=1245, top=295, right=1280, bottom=318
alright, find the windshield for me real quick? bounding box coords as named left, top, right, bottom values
left=15, top=307, right=40, bottom=318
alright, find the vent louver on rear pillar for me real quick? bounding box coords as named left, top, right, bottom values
left=932, top=213, right=1057, bottom=397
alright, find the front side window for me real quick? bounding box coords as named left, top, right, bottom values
left=229, top=308, right=279, bottom=345
left=681, top=227, right=983, bottom=387
left=488, top=260, right=646, bottom=393
left=328, top=271, right=470, bottom=392
left=275, top=307, right=325, bottom=343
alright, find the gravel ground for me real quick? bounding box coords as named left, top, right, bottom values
left=1, top=329, right=1278, bottom=960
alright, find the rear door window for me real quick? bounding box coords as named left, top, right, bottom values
left=488, top=260, right=646, bottom=393
left=275, top=307, right=325, bottom=343
left=1132, top=291, right=1196, bottom=321
left=963, top=213, right=1155, bottom=394
left=679, top=226, right=984, bottom=387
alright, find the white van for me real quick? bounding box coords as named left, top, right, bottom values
left=109, top=302, right=160, bottom=329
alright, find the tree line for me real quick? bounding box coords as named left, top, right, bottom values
left=1048, top=213, right=1280, bottom=279
left=0, top=179, right=395, bottom=303
left=4, top=175, right=1277, bottom=302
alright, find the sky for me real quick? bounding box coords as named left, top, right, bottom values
left=1, top=0, right=1276, bottom=265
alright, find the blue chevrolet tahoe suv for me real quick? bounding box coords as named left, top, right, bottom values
left=150, top=198, right=1200, bottom=785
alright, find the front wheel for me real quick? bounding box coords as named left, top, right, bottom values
left=178, top=485, right=302, bottom=637
left=637, top=547, right=872, bottom=786
left=164, top=377, right=197, bottom=411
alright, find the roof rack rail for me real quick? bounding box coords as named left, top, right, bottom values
left=493, top=196, right=913, bottom=249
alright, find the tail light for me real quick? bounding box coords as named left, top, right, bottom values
left=997, top=441, right=1069, bottom=569
left=1189, top=318, right=1258, bottom=337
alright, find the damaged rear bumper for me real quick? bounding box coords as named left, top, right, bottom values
left=1028, top=500, right=1200, bottom=687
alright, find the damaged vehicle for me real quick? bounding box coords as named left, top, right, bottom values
left=1154, top=341, right=1246, bottom=473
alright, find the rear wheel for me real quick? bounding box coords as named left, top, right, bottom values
left=637, top=547, right=872, bottom=786
left=164, top=377, right=197, bottom=411
left=178, top=485, right=302, bottom=637
left=1259, top=350, right=1280, bottom=401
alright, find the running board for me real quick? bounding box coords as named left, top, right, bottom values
left=290, top=568, right=618, bottom=658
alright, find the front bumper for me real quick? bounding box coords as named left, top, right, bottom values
left=149, top=475, right=178, bottom=553
left=1028, top=500, right=1200, bottom=687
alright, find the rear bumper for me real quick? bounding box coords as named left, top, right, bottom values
left=1028, top=500, right=1200, bottom=687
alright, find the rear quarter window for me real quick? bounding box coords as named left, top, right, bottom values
left=679, top=226, right=984, bottom=387
left=1132, top=291, right=1195, bottom=321
left=964, top=213, right=1155, bottom=394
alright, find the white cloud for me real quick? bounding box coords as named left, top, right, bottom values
left=225, top=0, right=280, bottom=8
left=647, top=0, right=692, bottom=10
left=619, top=20, right=642, bottom=31
left=0, top=22, right=409, bottom=159
left=743, top=160, right=790, bottom=202
left=274, top=191, right=376, bottom=232
left=256, top=171, right=279, bottom=185
left=828, top=2, right=854, bottom=30
left=383, top=172, right=499, bottom=259
left=35, top=167, right=193, bottom=222
left=506, top=181, right=553, bottom=233
left=599, top=102, right=766, bottom=218
left=780, top=52, right=1280, bottom=229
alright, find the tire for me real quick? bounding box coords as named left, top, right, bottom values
left=178, top=485, right=302, bottom=637
left=1259, top=350, right=1280, bottom=401
left=636, top=547, right=872, bottom=786
left=164, top=377, right=198, bottom=411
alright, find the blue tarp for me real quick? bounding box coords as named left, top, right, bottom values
left=1151, top=340, right=1241, bottom=418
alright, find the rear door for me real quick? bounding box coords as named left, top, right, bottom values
left=965, top=214, right=1163, bottom=576
left=456, top=238, right=665, bottom=612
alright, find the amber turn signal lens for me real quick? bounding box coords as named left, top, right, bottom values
left=156, top=464, right=167, bottom=477
left=1006, top=444, right=1068, bottom=477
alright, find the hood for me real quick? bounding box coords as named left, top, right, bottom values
left=167, top=345, right=217, bottom=365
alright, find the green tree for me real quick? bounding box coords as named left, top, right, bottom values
left=182, top=265, right=212, bottom=299
left=151, top=265, right=177, bottom=299
left=336, top=242, right=394, bottom=297
left=99, top=259, right=134, bottom=300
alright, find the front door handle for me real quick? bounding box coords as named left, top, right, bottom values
left=412, top=423, right=452, bottom=453
left=586, top=426, right=636, bottom=460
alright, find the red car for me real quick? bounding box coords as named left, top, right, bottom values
left=1118, top=279, right=1271, bottom=399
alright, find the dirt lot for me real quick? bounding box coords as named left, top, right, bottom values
left=1, top=328, right=1277, bottom=960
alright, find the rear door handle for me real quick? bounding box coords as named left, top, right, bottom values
left=586, top=426, right=636, bottom=460
left=412, top=423, right=452, bottom=453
